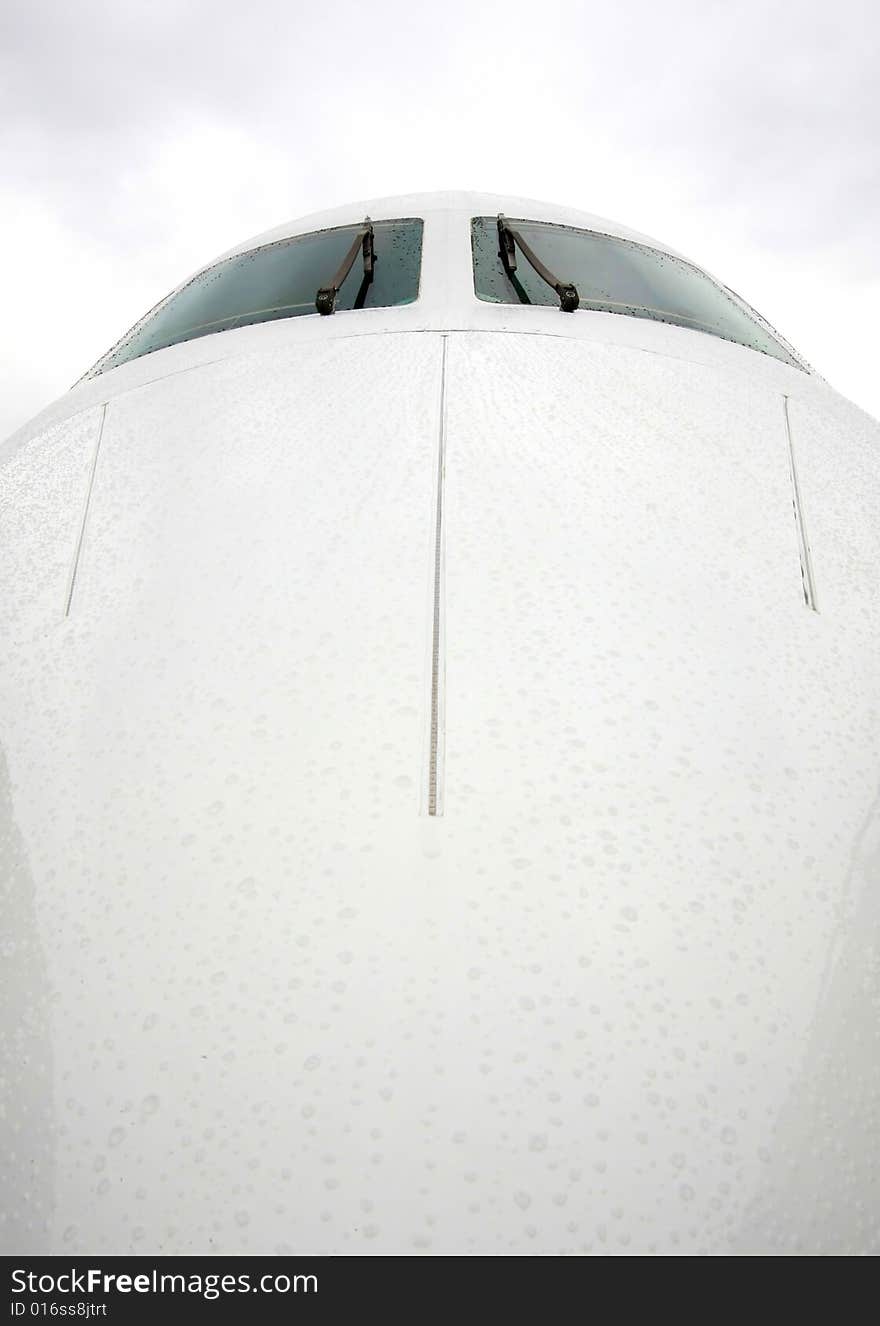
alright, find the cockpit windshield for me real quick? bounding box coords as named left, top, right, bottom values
left=471, top=216, right=800, bottom=367
left=92, top=218, right=424, bottom=374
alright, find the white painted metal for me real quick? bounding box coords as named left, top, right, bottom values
left=2, top=194, right=879, bottom=1255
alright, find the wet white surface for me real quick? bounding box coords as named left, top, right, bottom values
left=2, top=196, right=879, bottom=1255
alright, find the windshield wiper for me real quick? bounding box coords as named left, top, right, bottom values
left=316, top=218, right=375, bottom=315
left=497, top=215, right=579, bottom=312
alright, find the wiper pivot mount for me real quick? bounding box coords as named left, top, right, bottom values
left=497, top=215, right=579, bottom=313
left=316, top=218, right=375, bottom=315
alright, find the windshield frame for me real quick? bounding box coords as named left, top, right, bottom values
left=86, top=216, right=425, bottom=378
left=470, top=214, right=806, bottom=371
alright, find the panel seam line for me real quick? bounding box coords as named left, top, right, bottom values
left=783, top=392, right=818, bottom=612
left=427, top=335, right=448, bottom=815
left=65, top=401, right=107, bottom=617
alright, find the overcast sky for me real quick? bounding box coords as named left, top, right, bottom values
left=1, top=0, right=878, bottom=441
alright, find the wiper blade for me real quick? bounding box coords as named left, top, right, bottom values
left=497, top=215, right=579, bottom=312
left=316, top=217, right=375, bottom=315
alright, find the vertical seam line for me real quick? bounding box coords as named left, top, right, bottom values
left=783, top=394, right=819, bottom=613
left=427, top=335, right=448, bottom=815
left=65, top=401, right=107, bottom=617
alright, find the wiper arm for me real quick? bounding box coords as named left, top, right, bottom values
left=316, top=217, right=375, bottom=315
left=497, top=215, right=579, bottom=312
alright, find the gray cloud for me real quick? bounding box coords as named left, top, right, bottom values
left=4, top=2, right=877, bottom=243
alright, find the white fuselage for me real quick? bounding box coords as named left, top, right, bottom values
left=2, top=193, right=879, bottom=1254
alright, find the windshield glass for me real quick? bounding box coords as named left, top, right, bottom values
left=471, top=216, right=799, bottom=367
left=94, top=218, right=424, bottom=374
